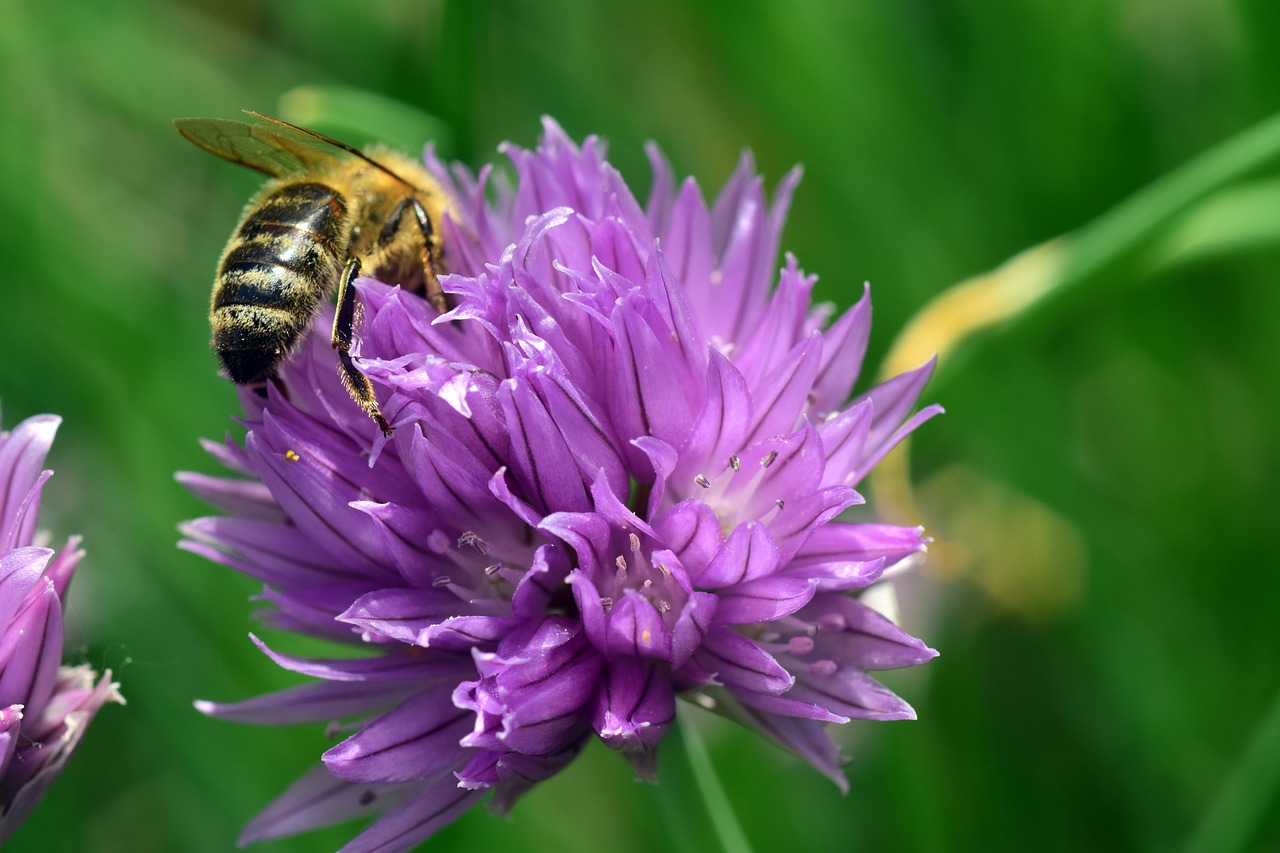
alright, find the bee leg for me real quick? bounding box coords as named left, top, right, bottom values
left=332, top=256, right=393, bottom=436
left=380, top=196, right=446, bottom=314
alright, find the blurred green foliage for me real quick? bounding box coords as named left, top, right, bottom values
left=2, top=0, right=1278, bottom=850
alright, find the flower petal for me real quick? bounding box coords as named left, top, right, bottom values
left=239, top=763, right=415, bottom=845
left=811, top=283, right=872, bottom=413
left=605, top=591, right=672, bottom=661
left=196, top=679, right=417, bottom=725
left=324, top=688, right=472, bottom=783
left=592, top=657, right=675, bottom=765
left=340, top=588, right=506, bottom=646
left=338, top=775, right=483, bottom=853
left=695, top=626, right=792, bottom=695
left=714, top=576, right=817, bottom=624
left=0, top=578, right=62, bottom=715
left=697, top=521, right=781, bottom=588
left=0, top=415, right=58, bottom=551
left=803, top=594, right=939, bottom=670
left=0, top=547, right=51, bottom=630
left=653, top=499, right=724, bottom=579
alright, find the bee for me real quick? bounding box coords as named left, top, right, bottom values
left=174, top=111, right=452, bottom=435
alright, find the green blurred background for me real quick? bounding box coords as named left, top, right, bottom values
left=3, top=1, right=1279, bottom=850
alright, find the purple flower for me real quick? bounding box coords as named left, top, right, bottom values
left=0, top=413, right=121, bottom=843
left=183, top=120, right=940, bottom=851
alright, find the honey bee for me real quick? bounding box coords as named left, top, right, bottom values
left=174, top=111, right=452, bottom=435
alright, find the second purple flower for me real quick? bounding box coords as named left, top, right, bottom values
left=0, top=413, right=121, bottom=843
left=183, top=120, right=941, bottom=852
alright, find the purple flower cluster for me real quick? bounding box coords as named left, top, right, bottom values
left=183, top=120, right=940, bottom=851
left=0, top=414, right=120, bottom=843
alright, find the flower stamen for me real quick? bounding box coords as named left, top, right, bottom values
left=458, top=531, right=489, bottom=555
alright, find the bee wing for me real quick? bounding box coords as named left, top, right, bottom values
left=173, top=116, right=328, bottom=177
left=176, top=113, right=416, bottom=188
left=244, top=112, right=421, bottom=189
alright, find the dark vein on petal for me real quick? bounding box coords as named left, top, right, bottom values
left=350, top=709, right=470, bottom=764
left=368, top=786, right=477, bottom=850
left=510, top=399, right=548, bottom=514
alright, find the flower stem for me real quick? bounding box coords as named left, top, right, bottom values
left=679, top=719, right=756, bottom=853
left=872, top=106, right=1280, bottom=528
left=1184, top=685, right=1280, bottom=853
left=882, top=106, right=1280, bottom=387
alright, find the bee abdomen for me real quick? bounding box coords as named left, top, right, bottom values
left=213, top=182, right=347, bottom=312
left=211, top=182, right=348, bottom=384
left=214, top=246, right=327, bottom=312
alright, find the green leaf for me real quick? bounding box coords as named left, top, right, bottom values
left=882, top=108, right=1280, bottom=386
left=1184, top=687, right=1280, bottom=853
left=1146, top=178, right=1280, bottom=271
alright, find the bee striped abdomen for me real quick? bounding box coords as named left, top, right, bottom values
left=211, top=181, right=349, bottom=384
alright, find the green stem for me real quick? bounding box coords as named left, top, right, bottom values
left=1184, top=686, right=1280, bottom=853
left=680, top=719, right=756, bottom=853
left=1063, top=109, right=1280, bottom=286
left=883, top=108, right=1280, bottom=389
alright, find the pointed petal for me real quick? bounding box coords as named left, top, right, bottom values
left=695, top=627, right=792, bottom=694
left=697, top=521, right=781, bottom=588
left=0, top=579, right=62, bottom=714
left=0, top=547, right=51, bottom=629
left=803, top=594, right=938, bottom=670
left=787, top=667, right=918, bottom=721
left=792, top=523, right=928, bottom=569
left=0, top=415, right=58, bottom=550
left=671, top=591, right=717, bottom=670
left=421, top=615, right=522, bottom=651
left=739, top=333, right=822, bottom=448
left=816, top=398, right=873, bottom=489
left=247, top=634, right=473, bottom=683
left=653, top=500, right=724, bottom=580
left=339, top=588, right=481, bottom=646
left=324, top=689, right=472, bottom=783
left=196, top=679, right=417, bottom=725
left=499, top=377, right=591, bottom=515
left=339, top=775, right=483, bottom=853
left=861, top=358, right=934, bottom=438
left=735, top=706, right=848, bottom=792
left=593, top=657, right=675, bottom=758
left=811, top=284, right=872, bottom=412
left=240, top=764, right=414, bottom=845
left=174, top=472, right=283, bottom=522
left=714, top=576, right=817, bottom=624
left=605, top=590, right=672, bottom=661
